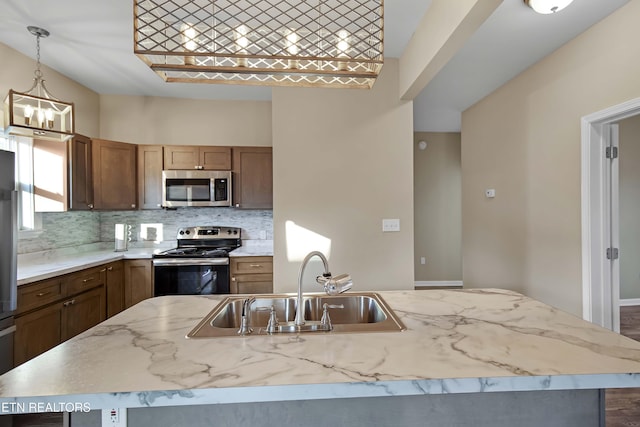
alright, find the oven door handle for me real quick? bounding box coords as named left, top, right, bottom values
left=152, top=258, right=229, bottom=266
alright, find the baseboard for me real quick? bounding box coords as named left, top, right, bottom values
left=415, top=281, right=463, bottom=289
left=619, top=298, right=640, bottom=307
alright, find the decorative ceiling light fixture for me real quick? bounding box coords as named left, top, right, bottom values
left=3, top=26, right=75, bottom=142
left=524, top=0, right=574, bottom=14
left=133, top=0, right=384, bottom=89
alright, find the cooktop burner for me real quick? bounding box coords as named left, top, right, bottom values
left=153, top=226, right=242, bottom=259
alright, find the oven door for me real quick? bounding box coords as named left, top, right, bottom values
left=152, top=258, right=230, bottom=296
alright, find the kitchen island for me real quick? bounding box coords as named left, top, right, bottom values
left=1, top=289, right=640, bottom=426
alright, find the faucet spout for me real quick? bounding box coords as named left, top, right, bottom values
left=294, top=251, right=330, bottom=326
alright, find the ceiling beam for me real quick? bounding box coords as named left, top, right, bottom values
left=399, top=0, right=504, bottom=101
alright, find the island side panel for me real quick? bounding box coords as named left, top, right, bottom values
left=68, top=389, right=603, bottom=427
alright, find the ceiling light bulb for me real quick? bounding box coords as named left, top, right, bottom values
left=45, top=108, right=54, bottom=121
left=37, top=109, right=45, bottom=126
left=24, top=105, right=34, bottom=119
left=181, top=23, right=197, bottom=51
left=286, top=30, right=299, bottom=55
left=337, top=30, right=350, bottom=53
left=524, top=0, right=574, bottom=14
left=235, top=25, right=249, bottom=49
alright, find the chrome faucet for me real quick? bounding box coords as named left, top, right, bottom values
left=294, top=251, right=353, bottom=326
left=237, top=296, right=256, bottom=335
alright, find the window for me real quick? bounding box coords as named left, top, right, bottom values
left=0, top=135, right=40, bottom=233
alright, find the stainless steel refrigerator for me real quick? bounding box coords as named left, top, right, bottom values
left=0, top=149, right=17, bottom=374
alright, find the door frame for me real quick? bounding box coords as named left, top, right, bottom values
left=581, top=97, right=640, bottom=331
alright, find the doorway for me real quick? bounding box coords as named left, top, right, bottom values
left=581, top=97, right=640, bottom=332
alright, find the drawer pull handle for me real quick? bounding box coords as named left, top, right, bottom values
left=63, top=299, right=76, bottom=307
left=108, top=267, right=113, bottom=271
left=36, top=291, right=51, bottom=297
left=100, top=268, right=107, bottom=272
left=250, top=264, right=261, bottom=268
left=82, top=277, right=95, bottom=283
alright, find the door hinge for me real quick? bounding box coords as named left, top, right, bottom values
left=606, top=146, right=618, bottom=159
left=606, top=247, right=619, bottom=260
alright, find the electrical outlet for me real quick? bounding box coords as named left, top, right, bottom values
left=420, top=257, right=426, bottom=265
left=382, top=219, right=400, bottom=232
left=485, top=189, right=496, bottom=198
left=102, top=408, right=127, bottom=427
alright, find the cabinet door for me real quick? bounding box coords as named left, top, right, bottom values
left=230, top=274, right=273, bottom=294
left=68, top=134, right=94, bottom=210
left=138, top=145, right=164, bottom=209
left=232, top=147, right=272, bottom=209
left=124, top=260, right=153, bottom=308
left=61, top=286, right=106, bottom=341
left=92, top=139, right=137, bottom=210
left=106, top=261, right=125, bottom=318
left=200, top=146, right=231, bottom=170
left=163, top=146, right=200, bottom=170
left=14, top=302, right=63, bottom=366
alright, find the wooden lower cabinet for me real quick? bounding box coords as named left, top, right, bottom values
left=124, top=259, right=153, bottom=308
left=105, top=261, right=125, bottom=318
left=61, top=286, right=106, bottom=341
left=14, top=265, right=109, bottom=366
left=230, top=256, right=273, bottom=294
left=14, top=302, right=63, bottom=366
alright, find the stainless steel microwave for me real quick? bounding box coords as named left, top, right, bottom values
left=162, top=170, right=232, bottom=207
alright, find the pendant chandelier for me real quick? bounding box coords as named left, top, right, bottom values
left=3, top=26, right=75, bottom=142
left=133, top=0, right=384, bottom=89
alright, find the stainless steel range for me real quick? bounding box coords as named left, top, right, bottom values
left=152, top=226, right=241, bottom=296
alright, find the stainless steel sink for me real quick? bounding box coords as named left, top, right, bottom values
left=187, top=292, right=406, bottom=338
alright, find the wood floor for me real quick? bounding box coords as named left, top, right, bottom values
left=606, top=305, right=640, bottom=427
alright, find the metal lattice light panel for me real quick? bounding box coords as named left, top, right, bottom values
left=134, top=0, right=384, bottom=89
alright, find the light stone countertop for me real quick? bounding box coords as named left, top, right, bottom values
left=1, top=289, right=640, bottom=413
left=17, top=240, right=274, bottom=286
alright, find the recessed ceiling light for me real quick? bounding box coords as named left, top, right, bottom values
left=524, top=0, right=574, bottom=14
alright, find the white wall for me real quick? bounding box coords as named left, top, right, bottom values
left=414, top=132, right=461, bottom=282
left=618, top=114, right=640, bottom=300
left=461, top=0, right=640, bottom=315
left=272, top=59, right=415, bottom=292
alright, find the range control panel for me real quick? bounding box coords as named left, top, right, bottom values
left=176, top=226, right=241, bottom=239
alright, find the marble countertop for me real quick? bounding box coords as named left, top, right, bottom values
left=1, top=289, right=640, bottom=413
left=17, top=241, right=274, bottom=286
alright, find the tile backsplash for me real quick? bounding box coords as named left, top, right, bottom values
left=18, top=208, right=273, bottom=254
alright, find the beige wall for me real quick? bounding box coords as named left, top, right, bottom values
left=461, top=0, right=640, bottom=315
left=99, top=95, right=272, bottom=146
left=0, top=42, right=100, bottom=137
left=272, top=59, right=414, bottom=292
left=414, top=132, right=461, bottom=282
left=618, top=114, right=640, bottom=300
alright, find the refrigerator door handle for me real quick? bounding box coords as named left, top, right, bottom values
left=0, top=325, right=16, bottom=339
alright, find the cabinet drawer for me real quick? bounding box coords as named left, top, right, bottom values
left=66, top=267, right=106, bottom=296
left=230, top=274, right=273, bottom=294
left=231, top=257, right=273, bottom=274
left=17, top=278, right=64, bottom=313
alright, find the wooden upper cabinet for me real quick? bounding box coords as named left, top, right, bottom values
left=68, top=134, right=94, bottom=210
left=164, top=146, right=231, bottom=170
left=138, top=145, right=164, bottom=209
left=232, top=147, right=273, bottom=209
left=92, top=138, right=137, bottom=210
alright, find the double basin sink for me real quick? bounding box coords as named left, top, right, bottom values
left=187, top=292, right=406, bottom=338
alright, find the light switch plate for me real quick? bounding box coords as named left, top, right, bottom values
left=382, top=219, right=400, bottom=232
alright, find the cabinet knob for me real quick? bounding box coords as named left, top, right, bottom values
left=88, top=204, right=94, bottom=209
left=231, top=277, right=236, bottom=282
